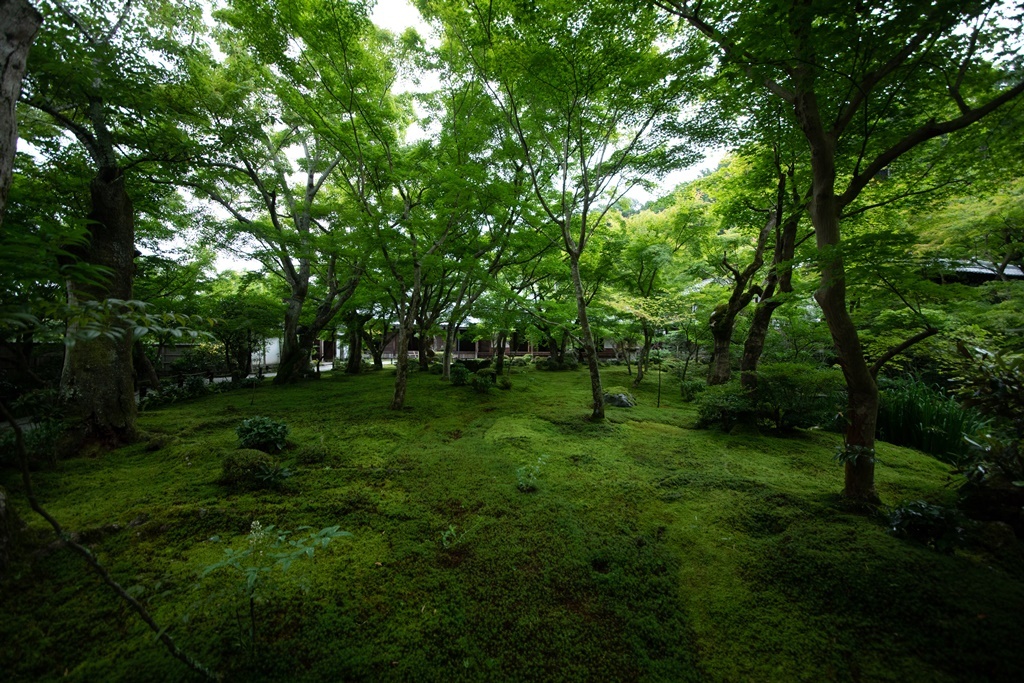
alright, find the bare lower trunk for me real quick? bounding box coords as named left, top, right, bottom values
left=569, top=255, right=603, bottom=419
left=345, top=312, right=366, bottom=375
left=390, top=325, right=411, bottom=410
left=133, top=341, right=161, bottom=390
left=740, top=299, right=782, bottom=390
left=61, top=170, right=137, bottom=447
left=800, top=94, right=879, bottom=503
left=0, top=0, right=40, bottom=222
left=442, top=326, right=457, bottom=381
left=707, top=318, right=734, bottom=386
left=633, top=325, right=654, bottom=386
left=0, top=483, right=23, bottom=578
left=494, top=332, right=507, bottom=376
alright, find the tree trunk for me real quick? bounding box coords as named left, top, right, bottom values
left=707, top=306, right=735, bottom=385
left=739, top=298, right=782, bottom=390
left=494, top=332, right=507, bottom=377
left=442, top=325, right=458, bottom=381
left=61, top=170, right=138, bottom=447
left=417, top=330, right=432, bottom=371
left=633, top=324, right=654, bottom=386
left=133, top=341, right=161, bottom=391
left=798, top=91, right=880, bottom=504
left=274, top=291, right=310, bottom=384
left=390, top=324, right=412, bottom=410
left=0, top=483, right=24, bottom=578
left=0, top=0, right=41, bottom=223
left=569, top=254, right=604, bottom=419
left=345, top=314, right=365, bottom=375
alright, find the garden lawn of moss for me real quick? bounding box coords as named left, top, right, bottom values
left=2, top=366, right=1022, bottom=682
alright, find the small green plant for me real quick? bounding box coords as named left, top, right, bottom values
left=202, top=521, right=350, bottom=658
left=236, top=416, right=289, bottom=452
left=886, top=500, right=967, bottom=553
left=516, top=454, right=549, bottom=492
left=440, top=524, right=466, bottom=550
left=450, top=363, right=471, bottom=386
left=834, top=443, right=876, bottom=466
left=497, top=375, right=513, bottom=391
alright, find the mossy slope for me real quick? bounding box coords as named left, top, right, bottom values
left=1, top=367, right=1021, bottom=682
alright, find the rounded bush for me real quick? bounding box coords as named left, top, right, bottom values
left=470, top=374, right=492, bottom=394
left=236, top=416, right=289, bottom=453
left=497, top=375, right=513, bottom=391
left=220, top=449, right=277, bottom=488
left=450, top=363, right=471, bottom=386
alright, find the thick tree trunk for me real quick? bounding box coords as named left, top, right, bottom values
left=345, top=314, right=365, bottom=375
left=274, top=292, right=310, bottom=384
left=569, top=254, right=604, bottom=419
left=0, top=0, right=41, bottom=223
left=707, top=308, right=735, bottom=386
left=61, top=170, right=138, bottom=447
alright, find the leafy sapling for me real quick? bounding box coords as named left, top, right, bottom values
left=201, top=521, right=349, bottom=658
left=516, top=454, right=549, bottom=493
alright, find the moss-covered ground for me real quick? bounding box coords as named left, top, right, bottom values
left=2, top=366, right=1022, bottom=681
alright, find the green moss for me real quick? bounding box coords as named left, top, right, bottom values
left=1, top=367, right=1021, bottom=681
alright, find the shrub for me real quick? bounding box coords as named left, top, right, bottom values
left=236, top=416, right=289, bottom=453
left=679, top=380, right=705, bottom=403
left=428, top=363, right=443, bottom=375
left=563, top=357, right=580, bottom=371
left=172, top=343, right=225, bottom=375
left=954, top=350, right=1024, bottom=485
left=220, top=449, right=291, bottom=489
left=877, top=377, right=989, bottom=465
left=0, top=419, right=63, bottom=468
left=476, top=368, right=497, bottom=383
left=886, top=500, right=967, bottom=553
left=497, top=375, right=513, bottom=391
left=450, top=363, right=471, bottom=386
left=461, top=359, right=492, bottom=373
left=470, top=374, right=492, bottom=394
left=695, top=383, right=756, bottom=430
left=755, top=363, right=845, bottom=430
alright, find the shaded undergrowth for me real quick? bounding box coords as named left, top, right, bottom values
left=1, top=367, right=1022, bottom=682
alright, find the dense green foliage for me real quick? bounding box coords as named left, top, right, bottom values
left=3, top=368, right=1023, bottom=681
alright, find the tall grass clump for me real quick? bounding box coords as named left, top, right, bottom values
left=877, top=377, right=989, bottom=464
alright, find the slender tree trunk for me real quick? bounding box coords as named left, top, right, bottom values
left=797, top=90, right=879, bottom=504
left=634, top=324, right=654, bottom=386
left=61, top=170, right=138, bottom=447
left=442, top=325, right=457, bottom=381
left=133, top=341, right=161, bottom=390
left=0, top=0, right=40, bottom=224
left=390, top=324, right=411, bottom=410
left=568, top=254, right=604, bottom=419
left=275, top=292, right=310, bottom=384
left=417, top=329, right=432, bottom=371
left=494, top=332, right=507, bottom=377
left=739, top=298, right=782, bottom=390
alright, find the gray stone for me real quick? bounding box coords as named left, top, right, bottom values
left=603, top=392, right=636, bottom=408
